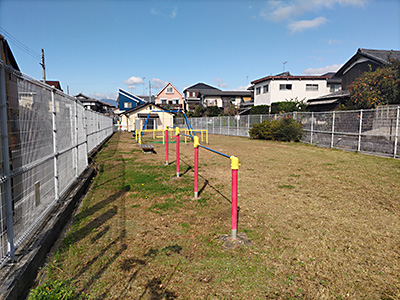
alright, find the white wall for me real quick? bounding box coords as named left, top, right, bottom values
left=254, top=79, right=330, bottom=106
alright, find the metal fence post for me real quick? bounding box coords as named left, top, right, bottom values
left=74, top=98, right=79, bottom=178
left=394, top=106, right=399, bottom=158
left=358, top=109, right=363, bottom=152
left=237, top=116, right=239, bottom=136
left=51, top=88, right=59, bottom=202
left=0, top=63, right=15, bottom=258
left=310, top=112, right=314, bottom=144
left=331, top=111, right=335, bottom=148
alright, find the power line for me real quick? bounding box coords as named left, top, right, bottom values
left=0, top=26, right=41, bottom=61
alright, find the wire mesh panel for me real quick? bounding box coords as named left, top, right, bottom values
left=0, top=62, right=113, bottom=267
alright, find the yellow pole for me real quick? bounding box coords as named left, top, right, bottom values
left=206, top=130, right=208, bottom=144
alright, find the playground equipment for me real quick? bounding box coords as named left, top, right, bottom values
left=138, top=109, right=195, bottom=144
left=173, top=127, right=240, bottom=240
left=184, top=129, right=208, bottom=144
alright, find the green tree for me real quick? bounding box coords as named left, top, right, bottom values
left=205, top=106, right=223, bottom=117
left=346, top=60, right=400, bottom=109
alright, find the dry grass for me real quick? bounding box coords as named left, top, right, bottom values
left=38, top=132, right=400, bottom=300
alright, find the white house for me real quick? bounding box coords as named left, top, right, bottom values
left=251, top=72, right=341, bottom=107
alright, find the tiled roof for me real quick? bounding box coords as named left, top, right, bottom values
left=251, top=72, right=330, bottom=85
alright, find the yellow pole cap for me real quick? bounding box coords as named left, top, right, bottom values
left=193, top=136, right=200, bottom=148
left=175, top=127, right=180, bottom=135
left=165, top=126, right=169, bottom=130
left=230, top=156, right=240, bottom=170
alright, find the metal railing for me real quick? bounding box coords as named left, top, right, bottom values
left=174, top=107, right=400, bottom=159
left=0, top=61, right=114, bottom=267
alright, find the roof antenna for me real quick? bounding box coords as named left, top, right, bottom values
left=282, top=61, right=287, bottom=72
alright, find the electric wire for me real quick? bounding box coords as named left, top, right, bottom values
left=0, top=26, right=41, bottom=61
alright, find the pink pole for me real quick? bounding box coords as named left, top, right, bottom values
left=165, top=128, right=169, bottom=165
left=230, top=156, right=239, bottom=239
left=231, top=169, right=238, bottom=239
left=194, top=137, right=199, bottom=198
left=176, top=130, right=180, bottom=177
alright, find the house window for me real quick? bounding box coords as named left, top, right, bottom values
left=256, top=87, right=261, bottom=95
left=306, top=84, right=319, bottom=91
left=124, top=102, right=132, bottom=108
left=166, top=87, right=173, bottom=94
left=172, top=99, right=179, bottom=104
left=161, top=99, right=167, bottom=105
left=280, top=84, right=292, bottom=91
left=330, top=84, right=341, bottom=93
left=263, top=85, right=269, bottom=93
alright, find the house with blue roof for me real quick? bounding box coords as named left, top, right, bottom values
left=118, top=88, right=147, bottom=111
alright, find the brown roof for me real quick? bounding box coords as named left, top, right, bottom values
left=45, top=81, right=63, bottom=91
left=251, top=71, right=330, bottom=85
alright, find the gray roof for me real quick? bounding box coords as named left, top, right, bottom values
left=358, top=48, right=400, bottom=64
left=306, top=90, right=350, bottom=104
left=336, top=48, right=400, bottom=77
left=183, top=83, right=220, bottom=92
left=198, top=90, right=252, bottom=97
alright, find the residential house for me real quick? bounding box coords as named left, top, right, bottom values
left=119, top=103, right=174, bottom=132
left=335, top=48, right=400, bottom=91
left=155, top=82, right=183, bottom=110
left=251, top=71, right=338, bottom=110
left=197, top=89, right=252, bottom=114
left=117, top=88, right=147, bottom=111
left=183, top=83, right=221, bottom=111
left=45, top=81, right=63, bottom=92
left=306, top=48, right=400, bottom=111
left=75, top=93, right=115, bottom=116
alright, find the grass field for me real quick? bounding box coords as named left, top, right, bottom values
left=32, top=131, right=400, bottom=299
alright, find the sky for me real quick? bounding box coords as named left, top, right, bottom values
left=1, top=0, right=399, bottom=101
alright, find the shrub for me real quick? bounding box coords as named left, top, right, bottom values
left=28, top=279, right=86, bottom=300
left=249, top=116, right=302, bottom=142
left=250, top=105, right=269, bottom=115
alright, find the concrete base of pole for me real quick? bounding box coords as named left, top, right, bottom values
left=166, top=161, right=168, bottom=166
left=176, top=173, right=180, bottom=178
left=194, top=191, right=198, bottom=199
left=231, top=229, right=237, bottom=239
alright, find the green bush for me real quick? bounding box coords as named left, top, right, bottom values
left=249, top=116, right=302, bottom=142
left=28, top=280, right=86, bottom=300
left=250, top=105, right=269, bottom=115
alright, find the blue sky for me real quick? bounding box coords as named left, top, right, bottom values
left=1, top=0, right=399, bottom=100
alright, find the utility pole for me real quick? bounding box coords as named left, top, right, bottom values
left=282, top=61, right=287, bottom=73
left=149, top=81, right=151, bottom=103
left=40, top=49, right=46, bottom=82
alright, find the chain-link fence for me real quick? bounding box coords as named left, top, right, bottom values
left=175, top=107, right=400, bottom=158
left=0, top=62, right=114, bottom=267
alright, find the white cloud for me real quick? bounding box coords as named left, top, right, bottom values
left=215, top=78, right=228, bottom=88
left=151, top=6, right=178, bottom=19
left=303, top=64, right=343, bottom=75
left=288, top=17, right=328, bottom=33
left=262, top=0, right=368, bottom=24
left=234, top=85, right=252, bottom=91
left=150, top=8, right=161, bottom=15
left=92, top=92, right=117, bottom=100
left=328, top=39, right=343, bottom=45
left=171, top=8, right=177, bottom=18
left=152, top=78, right=167, bottom=90
left=123, top=76, right=144, bottom=86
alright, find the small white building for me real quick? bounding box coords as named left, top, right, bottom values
left=251, top=72, right=341, bottom=107
left=119, top=103, right=174, bottom=132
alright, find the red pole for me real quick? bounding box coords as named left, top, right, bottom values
left=194, top=136, right=199, bottom=198
left=176, top=127, right=180, bottom=177
left=165, top=127, right=169, bottom=165
left=230, top=156, right=239, bottom=239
